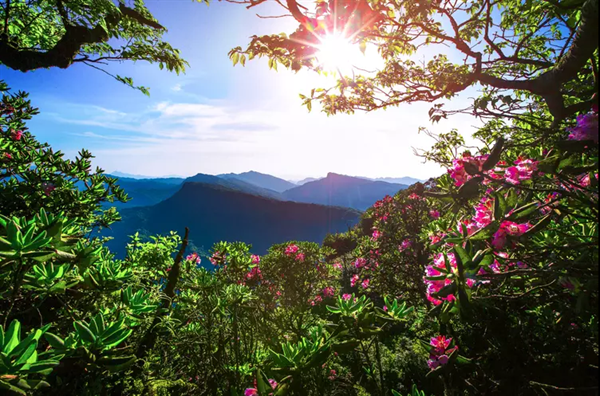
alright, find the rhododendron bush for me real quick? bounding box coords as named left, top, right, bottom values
left=1, top=0, right=599, bottom=393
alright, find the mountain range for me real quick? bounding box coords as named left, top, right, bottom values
left=107, top=171, right=413, bottom=210
left=102, top=170, right=415, bottom=254
left=104, top=182, right=360, bottom=256
left=282, top=173, right=407, bottom=211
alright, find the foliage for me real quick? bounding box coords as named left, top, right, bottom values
left=1, top=0, right=599, bottom=394
left=0, top=0, right=193, bottom=94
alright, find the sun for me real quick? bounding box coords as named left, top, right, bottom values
left=315, top=32, right=382, bottom=75
left=315, top=33, right=356, bottom=71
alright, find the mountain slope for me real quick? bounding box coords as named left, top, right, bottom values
left=219, top=171, right=296, bottom=193
left=370, top=176, right=423, bottom=185
left=282, top=173, right=407, bottom=210
left=104, top=182, right=360, bottom=256
left=185, top=173, right=282, bottom=200
left=106, top=176, right=185, bottom=208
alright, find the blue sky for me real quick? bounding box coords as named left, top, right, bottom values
left=2, top=0, right=481, bottom=181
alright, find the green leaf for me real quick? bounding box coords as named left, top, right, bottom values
left=13, top=343, right=37, bottom=366
left=469, top=221, right=499, bottom=240
left=74, top=321, right=96, bottom=344
left=44, top=333, right=65, bottom=349
left=453, top=245, right=471, bottom=273
left=101, top=328, right=132, bottom=349
left=3, top=320, right=21, bottom=354
left=256, top=369, right=271, bottom=395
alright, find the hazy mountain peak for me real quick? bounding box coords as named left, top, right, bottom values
left=217, top=171, right=296, bottom=193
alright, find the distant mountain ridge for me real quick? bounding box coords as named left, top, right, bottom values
left=104, top=182, right=360, bottom=256
left=185, top=173, right=282, bottom=200
left=106, top=171, right=420, bottom=210
left=218, top=171, right=296, bottom=193
left=282, top=173, right=408, bottom=211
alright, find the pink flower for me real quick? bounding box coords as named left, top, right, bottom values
left=383, top=305, right=388, bottom=312
left=342, top=293, right=352, bottom=301
left=285, top=244, right=299, bottom=255
left=429, top=233, right=446, bottom=244
left=430, top=335, right=452, bottom=350
left=473, top=197, right=493, bottom=229
left=333, top=262, right=343, bottom=270
left=209, top=251, right=226, bottom=266
left=11, top=130, right=23, bottom=141
left=429, top=210, right=440, bottom=219
left=295, top=253, right=305, bottom=262
left=361, top=278, right=370, bottom=289
left=322, top=286, right=335, bottom=297
left=492, top=221, right=530, bottom=249
left=186, top=253, right=201, bottom=264
left=246, top=266, right=262, bottom=281
left=426, top=335, right=456, bottom=369
left=328, top=369, right=337, bottom=380
left=354, top=257, right=367, bottom=269
left=244, top=389, right=258, bottom=396
left=515, top=158, right=538, bottom=181
left=505, top=166, right=521, bottom=184
left=398, top=239, right=412, bottom=252
left=448, top=154, right=489, bottom=186
left=269, top=379, right=278, bottom=390
left=372, top=229, right=382, bottom=240
left=427, top=359, right=440, bottom=369
left=251, top=254, right=260, bottom=264
left=350, top=274, right=359, bottom=287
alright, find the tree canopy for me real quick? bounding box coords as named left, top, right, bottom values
left=229, top=0, right=598, bottom=125
left=0, top=0, right=200, bottom=94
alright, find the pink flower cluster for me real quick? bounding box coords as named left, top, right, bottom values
left=427, top=336, right=458, bottom=369
left=449, top=152, right=539, bottom=187
left=398, top=239, right=412, bottom=252
left=492, top=221, right=531, bottom=249
left=504, top=158, right=538, bottom=185
left=284, top=244, right=305, bottom=262
left=246, top=266, right=262, bottom=281
left=408, top=193, right=425, bottom=201
left=371, top=229, right=382, bottom=241
left=429, top=210, right=441, bottom=219
left=354, top=257, right=367, bottom=269
left=373, top=195, right=394, bottom=221
left=245, top=379, right=277, bottom=396
left=251, top=254, right=260, bottom=264
left=567, top=110, right=598, bottom=143
left=448, top=154, right=489, bottom=186
left=209, top=251, right=226, bottom=266
left=11, top=129, right=23, bottom=141
left=350, top=274, right=370, bottom=289
left=285, top=244, right=298, bottom=255
left=186, top=252, right=201, bottom=265
left=423, top=253, right=475, bottom=306
left=322, top=286, right=336, bottom=297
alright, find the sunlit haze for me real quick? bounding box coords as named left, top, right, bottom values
left=2, top=0, right=479, bottom=181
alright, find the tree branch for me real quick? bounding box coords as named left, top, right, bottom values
left=0, top=3, right=164, bottom=72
